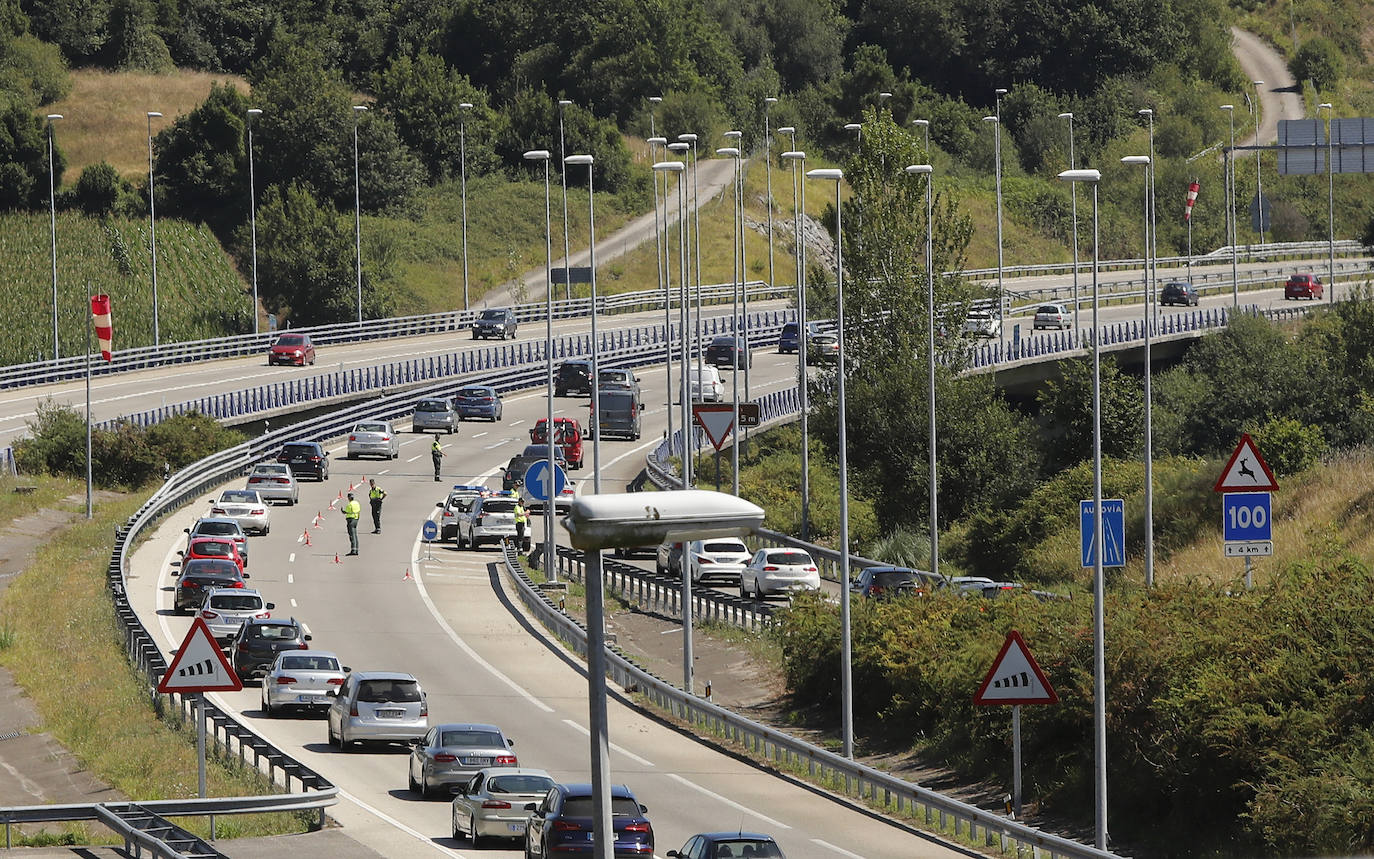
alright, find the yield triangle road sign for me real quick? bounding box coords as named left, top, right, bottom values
left=158, top=616, right=243, bottom=693
left=692, top=405, right=737, bottom=452
left=973, top=630, right=1058, bottom=706
left=1213, top=432, right=1278, bottom=493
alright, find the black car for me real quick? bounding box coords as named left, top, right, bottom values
left=705, top=335, right=751, bottom=369
left=276, top=441, right=330, bottom=481
left=502, top=444, right=568, bottom=491
left=524, top=782, right=653, bottom=859
left=1159, top=281, right=1199, bottom=307
left=850, top=566, right=943, bottom=599
left=472, top=307, right=518, bottom=340
left=555, top=360, right=594, bottom=396
left=174, top=558, right=248, bottom=614
left=230, top=616, right=311, bottom=679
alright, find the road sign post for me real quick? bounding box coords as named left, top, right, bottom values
left=158, top=617, right=242, bottom=804
left=1215, top=434, right=1278, bottom=588
left=421, top=518, right=439, bottom=561
left=1080, top=499, right=1125, bottom=568
left=973, top=631, right=1058, bottom=819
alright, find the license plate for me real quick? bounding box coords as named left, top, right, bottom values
left=461, top=757, right=491, bottom=767
left=507, top=823, right=526, bottom=833
left=377, top=709, right=404, bottom=719
left=297, top=694, right=317, bottom=703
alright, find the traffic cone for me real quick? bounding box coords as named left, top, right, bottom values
left=313, top=512, right=323, bottom=528
left=402, top=567, right=413, bottom=581
left=337, top=489, right=343, bottom=500
left=333, top=553, right=342, bottom=564
left=304, top=530, right=311, bottom=546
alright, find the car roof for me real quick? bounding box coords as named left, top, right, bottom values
left=473, top=765, right=552, bottom=779
left=249, top=462, right=290, bottom=470
left=458, top=385, right=496, bottom=393
left=555, top=783, right=637, bottom=799
left=282, top=440, right=323, bottom=449
left=347, top=670, right=419, bottom=681
left=275, top=649, right=341, bottom=662
left=561, top=358, right=593, bottom=367
left=205, top=587, right=263, bottom=599
left=699, top=832, right=777, bottom=842
left=189, top=535, right=236, bottom=546
left=244, top=616, right=299, bottom=628
left=192, top=517, right=243, bottom=529
left=432, top=722, right=504, bottom=733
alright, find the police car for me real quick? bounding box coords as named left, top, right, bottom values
left=437, top=484, right=490, bottom=542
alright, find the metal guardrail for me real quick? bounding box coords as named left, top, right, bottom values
left=498, top=546, right=1117, bottom=859
left=963, top=239, right=1365, bottom=282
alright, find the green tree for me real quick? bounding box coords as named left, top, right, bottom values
left=105, top=0, right=172, bottom=72
left=373, top=51, right=500, bottom=181
left=1291, top=37, right=1344, bottom=92
left=1037, top=356, right=1144, bottom=471
left=23, top=0, right=111, bottom=63
left=151, top=80, right=249, bottom=236
left=0, top=32, right=71, bottom=106
left=72, top=160, right=133, bottom=215
left=0, top=101, right=62, bottom=210
left=1250, top=416, right=1325, bottom=478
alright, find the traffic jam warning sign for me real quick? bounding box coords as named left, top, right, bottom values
left=1213, top=433, right=1279, bottom=493
left=158, top=616, right=243, bottom=693
left=973, top=631, right=1058, bottom=706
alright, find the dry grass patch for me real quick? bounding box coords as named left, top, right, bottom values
left=0, top=474, right=83, bottom=526
left=46, top=68, right=249, bottom=183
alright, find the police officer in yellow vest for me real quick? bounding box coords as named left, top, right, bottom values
left=431, top=435, right=445, bottom=482
left=342, top=492, right=361, bottom=555
left=368, top=478, right=386, bottom=534
left=513, top=500, right=529, bottom=551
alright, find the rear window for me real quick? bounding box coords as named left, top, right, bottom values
left=195, top=522, right=238, bottom=537
left=703, top=541, right=747, bottom=553
left=560, top=797, right=643, bottom=817
left=356, top=422, right=388, bottom=433
left=357, top=679, right=421, bottom=703
left=766, top=551, right=812, bottom=565
left=220, top=490, right=256, bottom=503
left=716, top=841, right=782, bottom=859
left=416, top=400, right=448, bottom=412
left=1037, top=305, right=1059, bottom=314
left=252, top=464, right=289, bottom=475
left=597, top=393, right=634, bottom=410
left=439, top=729, right=504, bottom=747
left=483, top=500, right=517, bottom=514
left=872, top=570, right=918, bottom=587
left=184, top=560, right=239, bottom=577
left=281, top=444, right=318, bottom=456
left=457, top=387, right=491, bottom=398
left=489, top=774, right=556, bottom=794
left=249, top=624, right=300, bottom=641
left=210, top=593, right=262, bottom=610
left=195, top=541, right=233, bottom=555
left=279, top=654, right=339, bottom=672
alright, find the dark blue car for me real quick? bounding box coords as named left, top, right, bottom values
left=668, top=832, right=786, bottom=859
left=524, top=783, right=653, bottom=859
left=777, top=322, right=800, bottom=353
left=454, top=385, right=503, bottom=421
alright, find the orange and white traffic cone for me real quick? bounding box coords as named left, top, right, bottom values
left=333, top=552, right=342, bottom=564
left=314, top=512, right=323, bottom=528
left=337, top=489, right=343, bottom=500
left=402, top=567, right=413, bottom=581
left=304, top=531, right=312, bottom=546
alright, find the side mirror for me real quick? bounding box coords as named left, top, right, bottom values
left=177, top=550, right=185, bottom=557
left=524, top=802, right=537, bottom=812
left=638, top=803, right=648, bottom=813
left=242, top=572, right=251, bottom=578
left=266, top=602, right=276, bottom=610
left=436, top=501, right=444, bottom=507
left=303, top=633, right=312, bottom=641
left=506, top=738, right=515, bottom=747
left=342, top=666, right=352, bottom=673
left=326, top=689, right=338, bottom=697
left=183, top=528, right=190, bottom=534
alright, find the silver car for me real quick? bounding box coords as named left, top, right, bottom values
left=413, top=398, right=457, bottom=434
left=185, top=517, right=250, bottom=568
left=451, top=767, right=555, bottom=845
left=346, top=420, right=400, bottom=459
left=460, top=494, right=519, bottom=550
left=261, top=650, right=348, bottom=716
left=408, top=723, right=517, bottom=798
left=327, top=671, right=429, bottom=749
left=741, top=547, right=820, bottom=599
left=197, top=586, right=273, bottom=642
left=245, top=462, right=299, bottom=505
left=208, top=488, right=271, bottom=535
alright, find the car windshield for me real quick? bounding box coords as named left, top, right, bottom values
left=219, top=491, right=256, bottom=503
left=489, top=775, right=556, bottom=794
left=767, top=551, right=812, bottom=565
left=480, top=309, right=505, bottom=320
left=196, top=522, right=238, bottom=537
left=483, top=500, right=517, bottom=514
left=279, top=654, right=340, bottom=671
left=439, top=730, right=504, bottom=747
left=872, top=570, right=918, bottom=587
left=714, top=840, right=782, bottom=858
left=251, top=624, right=299, bottom=640
left=356, top=423, right=388, bottom=433
left=560, top=797, right=643, bottom=818
left=276, top=335, right=305, bottom=346
left=357, top=679, right=421, bottom=703
left=416, top=400, right=448, bottom=411
left=210, top=594, right=262, bottom=610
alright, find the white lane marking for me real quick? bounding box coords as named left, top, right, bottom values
left=484, top=439, right=513, bottom=450
left=290, top=598, right=297, bottom=608
left=288, top=573, right=294, bottom=583
left=811, top=839, right=864, bottom=859
left=336, top=787, right=467, bottom=857
left=666, top=773, right=789, bottom=829
left=510, top=419, right=526, bottom=426
left=377, top=469, right=390, bottom=475
left=406, top=453, right=425, bottom=463
left=560, top=719, right=655, bottom=767
left=409, top=519, right=554, bottom=713
left=472, top=432, right=488, bottom=438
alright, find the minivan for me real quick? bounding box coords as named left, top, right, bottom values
left=593, top=390, right=642, bottom=440
left=327, top=670, right=429, bottom=749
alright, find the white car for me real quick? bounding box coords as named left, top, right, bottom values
left=687, top=537, right=751, bottom=585
left=198, top=587, right=273, bottom=642
left=346, top=420, right=400, bottom=459
left=451, top=767, right=556, bottom=845
left=741, top=547, right=820, bottom=599
left=688, top=366, right=724, bottom=402
left=245, top=462, right=299, bottom=505
left=460, top=493, right=520, bottom=550
left=209, top=488, right=271, bottom=535
left=964, top=312, right=1002, bottom=338
left=261, top=650, right=348, bottom=716
left=437, top=485, right=489, bottom=541
left=1032, top=303, right=1070, bottom=330
left=520, top=477, right=578, bottom=515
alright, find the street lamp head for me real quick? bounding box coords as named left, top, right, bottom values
left=995, top=88, right=1008, bottom=96
left=780, top=150, right=805, bottom=161
left=1057, top=168, right=1102, bottom=184
left=1057, top=112, right=1073, bottom=120
left=247, top=108, right=262, bottom=117
left=778, top=126, right=795, bottom=134
left=1121, top=155, right=1150, bottom=165
left=147, top=111, right=163, bottom=118
left=843, top=122, right=862, bottom=132
left=459, top=102, right=473, bottom=110
left=1137, top=108, right=1153, bottom=117
left=912, top=119, right=929, bottom=128
left=715, top=147, right=740, bottom=157
left=1220, top=104, right=1234, bottom=112
left=651, top=161, right=685, bottom=173
left=904, top=164, right=933, bottom=175
left=667, top=142, right=689, bottom=153
left=723, top=130, right=742, bottom=141
left=646, top=136, right=667, bottom=145
left=1252, top=79, right=1264, bottom=86
left=558, top=99, right=573, bottom=107
left=352, top=105, right=368, bottom=113
left=982, top=116, right=998, bottom=125
left=677, top=133, right=697, bottom=142
left=1320, top=102, right=1333, bottom=110
left=807, top=167, right=843, bottom=181
left=523, top=149, right=551, bottom=161
left=878, top=91, right=892, bottom=101
left=764, top=97, right=778, bottom=106
left=648, top=96, right=662, bottom=105
left=562, top=490, right=764, bottom=551
left=46, top=114, right=62, bottom=121
left=565, top=154, right=593, bottom=166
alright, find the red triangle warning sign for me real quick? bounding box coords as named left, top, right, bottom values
left=973, top=631, right=1058, bottom=706
left=1213, top=433, right=1278, bottom=493
left=692, top=405, right=737, bottom=452
left=158, top=616, right=243, bottom=693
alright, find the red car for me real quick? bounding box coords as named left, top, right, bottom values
left=1284, top=273, right=1323, bottom=300
left=529, top=417, right=585, bottom=470
left=267, top=333, right=316, bottom=366
left=183, top=536, right=246, bottom=572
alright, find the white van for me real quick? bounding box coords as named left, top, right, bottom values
left=688, top=366, right=724, bottom=402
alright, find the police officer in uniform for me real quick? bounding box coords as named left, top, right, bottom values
left=513, top=500, right=529, bottom=552
left=368, top=478, right=386, bottom=533
left=431, top=436, right=445, bottom=481
left=342, top=492, right=361, bottom=555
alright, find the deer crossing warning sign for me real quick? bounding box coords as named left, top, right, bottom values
left=972, top=630, right=1058, bottom=706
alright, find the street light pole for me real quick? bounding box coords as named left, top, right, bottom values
left=678, top=133, right=703, bottom=396
left=46, top=113, right=61, bottom=360
left=246, top=108, right=262, bottom=334
left=459, top=102, right=473, bottom=310
left=1320, top=102, right=1335, bottom=299
left=352, top=104, right=368, bottom=325
left=147, top=111, right=164, bottom=345
left=912, top=118, right=930, bottom=156
left=648, top=135, right=672, bottom=457
left=723, top=129, right=745, bottom=476
left=558, top=99, right=573, bottom=303
left=1058, top=166, right=1107, bottom=850
left=524, top=150, right=558, bottom=584
left=1123, top=155, right=1155, bottom=589
left=1058, top=112, right=1080, bottom=335
left=1252, top=79, right=1265, bottom=244
left=806, top=167, right=853, bottom=759
left=985, top=86, right=1008, bottom=328
left=781, top=149, right=809, bottom=538
left=567, top=155, right=602, bottom=493
left=905, top=164, right=938, bottom=578
left=718, top=145, right=742, bottom=495
left=1221, top=104, right=1237, bottom=307
left=1138, top=109, right=1157, bottom=318
left=764, top=97, right=778, bottom=287
left=668, top=142, right=692, bottom=481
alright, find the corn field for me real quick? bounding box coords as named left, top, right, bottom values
left=0, top=213, right=252, bottom=366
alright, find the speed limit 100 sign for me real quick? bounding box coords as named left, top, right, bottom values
left=1223, top=492, right=1272, bottom=542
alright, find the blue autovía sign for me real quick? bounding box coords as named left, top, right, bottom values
left=1223, top=492, right=1271, bottom=542
left=1080, top=498, right=1126, bottom=568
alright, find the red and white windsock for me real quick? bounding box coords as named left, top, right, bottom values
left=1184, top=181, right=1200, bottom=222
left=91, top=294, right=112, bottom=361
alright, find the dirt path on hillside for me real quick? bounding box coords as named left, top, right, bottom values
left=1230, top=27, right=1304, bottom=147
